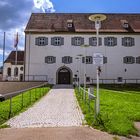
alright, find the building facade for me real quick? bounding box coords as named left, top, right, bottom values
left=24, top=13, right=140, bottom=84
left=3, top=51, right=24, bottom=81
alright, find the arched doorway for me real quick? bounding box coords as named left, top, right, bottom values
left=57, top=67, right=72, bottom=84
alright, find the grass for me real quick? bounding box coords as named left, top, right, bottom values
left=0, top=85, right=51, bottom=127
left=75, top=84, right=140, bottom=137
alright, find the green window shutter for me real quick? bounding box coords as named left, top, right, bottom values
left=114, top=38, right=117, bottom=46
left=122, top=38, right=125, bottom=46
left=61, top=37, right=64, bottom=45
left=99, top=38, right=102, bottom=46
left=81, top=37, right=84, bottom=45
left=132, top=57, right=135, bottom=64
left=104, top=38, right=108, bottom=46
left=70, top=57, right=72, bottom=63
left=62, top=57, right=65, bottom=63
left=51, top=37, right=55, bottom=45
left=131, top=38, right=135, bottom=46
left=35, top=38, right=39, bottom=45
left=89, top=37, right=93, bottom=46
left=82, top=57, right=85, bottom=63
left=123, top=57, right=127, bottom=63
left=71, top=37, right=75, bottom=46
left=54, top=57, right=56, bottom=63
left=136, top=57, right=140, bottom=64
left=103, top=56, right=107, bottom=64
left=44, top=38, right=48, bottom=45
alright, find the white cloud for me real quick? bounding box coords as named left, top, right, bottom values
left=0, top=1, right=10, bottom=7
left=33, top=0, right=55, bottom=13
left=0, top=49, right=10, bottom=56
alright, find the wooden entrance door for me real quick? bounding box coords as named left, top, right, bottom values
left=58, top=68, right=70, bottom=84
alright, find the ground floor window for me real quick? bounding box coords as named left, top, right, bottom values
left=7, top=67, right=11, bottom=76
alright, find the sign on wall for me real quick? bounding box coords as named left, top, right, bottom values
left=93, top=53, right=103, bottom=66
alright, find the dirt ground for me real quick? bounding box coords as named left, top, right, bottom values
left=0, top=82, right=45, bottom=95
left=0, top=127, right=119, bottom=140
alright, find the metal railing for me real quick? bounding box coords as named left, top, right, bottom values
left=0, top=82, right=48, bottom=118
left=90, top=79, right=140, bottom=84
left=76, top=83, right=97, bottom=118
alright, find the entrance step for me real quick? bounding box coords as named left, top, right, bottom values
left=53, top=84, right=73, bottom=89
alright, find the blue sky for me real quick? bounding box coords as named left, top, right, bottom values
left=53, top=0, right=140, bottom=13
left=0, top=0, right=140, bottom=66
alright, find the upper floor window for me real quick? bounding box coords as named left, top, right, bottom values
left=62, top=56, right=72, bottom=64
left=123, top=56, right=135, bottom=64
left=82, top=56, right=93, bottom=64
left=89, top=37, right=102, bottom=46
left=14, top=67, right=18, bottom=76
left=35, top=37, right=48, bottom=46
left=45, top=56, right=56, bottom=64
left=104, top=37, right=117, bottom=46
left=51, top=37, right=64, bottom=46
left=7, top=67, right=11, bottom=76
left=122, top=37, right=135, bottom=47
left=136, top=56, right=140, bottom=64
left=71, top=37, right=84, bottom=46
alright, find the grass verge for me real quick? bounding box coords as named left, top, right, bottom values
left=0, top=85, right=51, bottom=127
left=75, top=84, right=140, bottom=137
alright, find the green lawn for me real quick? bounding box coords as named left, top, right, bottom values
left=75, top=84, right=140, bottom=136
left=0, top=86, right=51, bottom=127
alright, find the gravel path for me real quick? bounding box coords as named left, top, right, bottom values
left=7, top=85, right=84, bottom=128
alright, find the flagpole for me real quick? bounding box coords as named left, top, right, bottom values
left=2, top=32, right=6, bottom=80
left=14, top=32, right=18, bottom=79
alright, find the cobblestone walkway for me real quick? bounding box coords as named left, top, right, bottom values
left=7, top=85, right=84, bottom=128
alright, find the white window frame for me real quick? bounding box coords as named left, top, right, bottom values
left=54, top=38, right=61, bottom=46
left=75, top=38, right=82, bottom=46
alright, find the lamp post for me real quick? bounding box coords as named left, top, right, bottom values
left=77, top=54, right=83, bottom=91
left=81, top=44, right=90, bottom=101
left=89, top=14, right=106, bottom=115
left=75, top=57, right=80, bottom=86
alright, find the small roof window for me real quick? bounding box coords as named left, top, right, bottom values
left=121, top=20, right=129, bottom=29
left=67, top=19, right=73, bottom=28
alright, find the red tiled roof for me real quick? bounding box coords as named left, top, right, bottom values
left=25, top=13, right=140, bottom=33
left=4, top=51, right=24, bottom=65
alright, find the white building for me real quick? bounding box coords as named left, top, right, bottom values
left=24, top=13, right=140, bottom=84
left=3, top=51, right=24, bottom=81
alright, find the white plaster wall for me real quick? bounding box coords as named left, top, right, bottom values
left=25, top=33, right=140, bottom=84
left=3, top=63, right=24, bottom=81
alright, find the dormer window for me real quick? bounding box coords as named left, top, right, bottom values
left=121, top=20, right=129, bottom=29
left=67, top=23, right=73, bottom=28
left=67, top=20, right=73, bottom=28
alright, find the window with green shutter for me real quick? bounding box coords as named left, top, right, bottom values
left=62, top=56, right=72, bottom=64
left=123, top=56, right=135, bottom=64
left=82, top=56, right=93, bottom=64
left=45, top=56, right=56, bottom=64
left=122, top=37, right=135, bottom=47
left=35, top=37, right=48, bottom=46
left=89, top=37, right=102, bottom=46
left=104, top=37, right=117, bottom=46
left=51, top=37, right=64, bottom=46
left=71, top=37, right=84, bottom=46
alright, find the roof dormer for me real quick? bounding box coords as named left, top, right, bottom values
left=67, top=19, right=73, bottom=28
left=121, top=20, right=129, bottom=29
